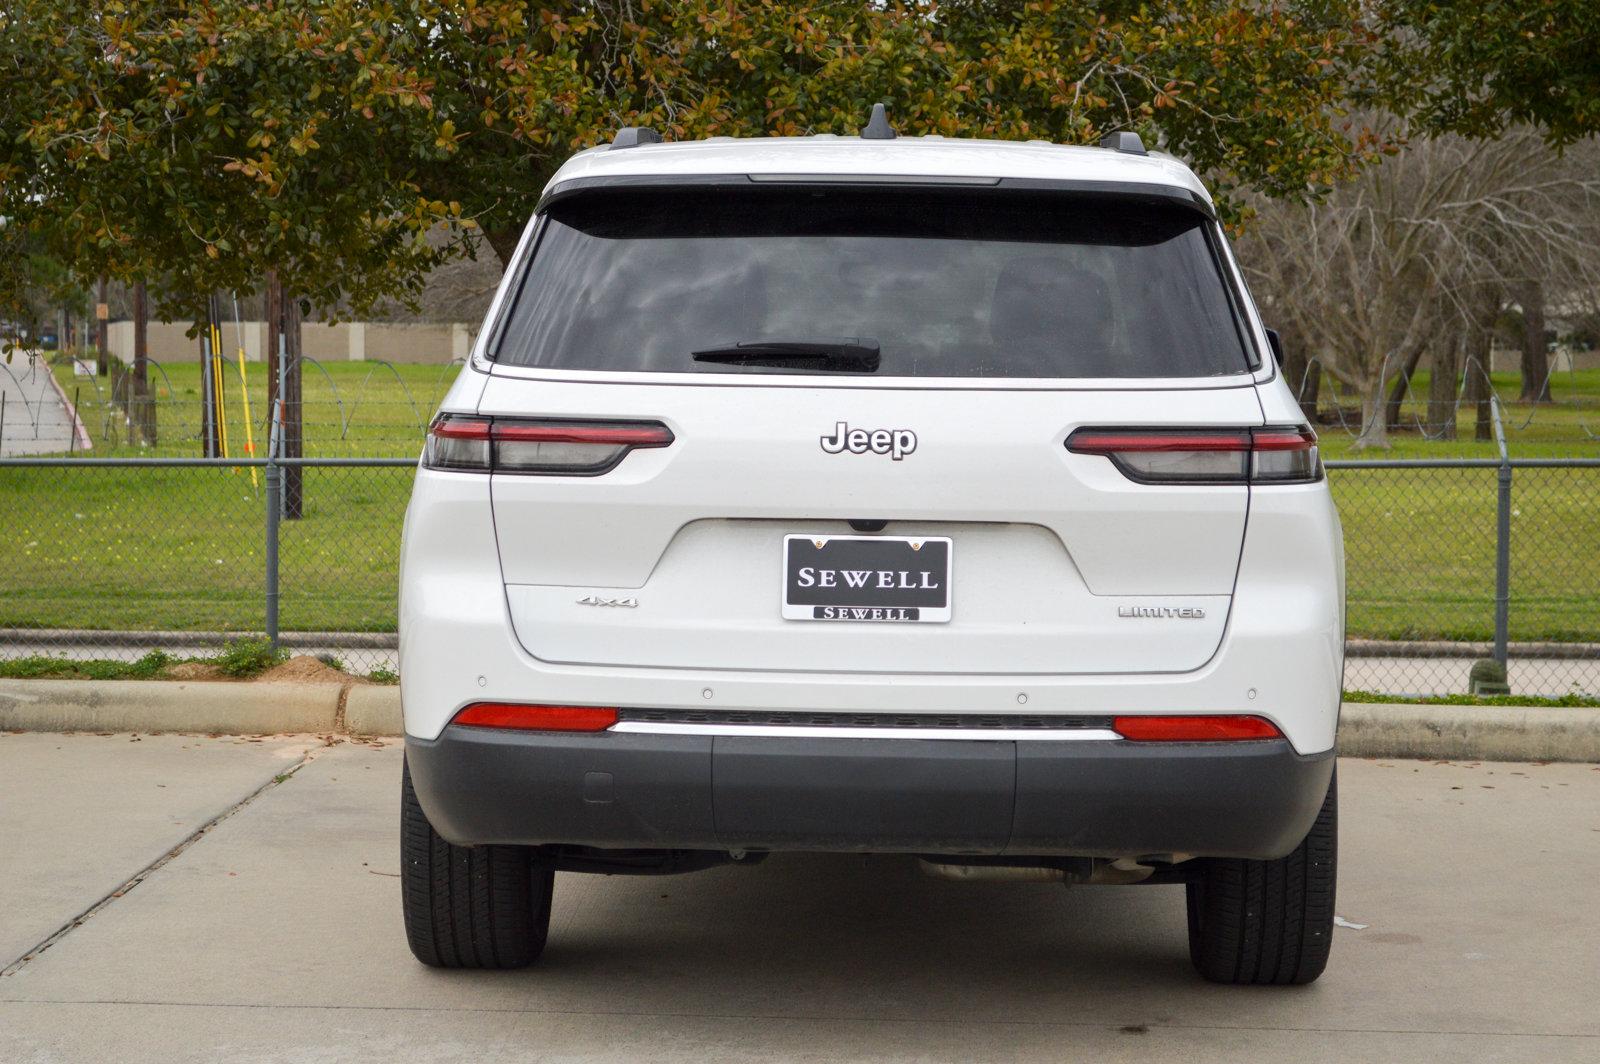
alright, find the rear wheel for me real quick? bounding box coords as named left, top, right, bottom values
left=1185, top=771, right=1337, bottom=985
left=401, top=757, right=554, bottom=969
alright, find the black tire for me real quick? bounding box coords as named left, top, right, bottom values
left=1185, top=771, right=1337, bottom=985
left=400, top=757, right=554, bottom=969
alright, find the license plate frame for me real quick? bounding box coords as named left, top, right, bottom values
left=781, top=534, right=953, bottom=623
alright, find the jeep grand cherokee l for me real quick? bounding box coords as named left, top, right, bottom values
left=398, top=115, right=1343, bottom=985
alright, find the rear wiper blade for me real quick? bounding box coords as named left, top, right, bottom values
left=692, top=338, right=880, bottom=373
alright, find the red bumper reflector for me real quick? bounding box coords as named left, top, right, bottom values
left=452, top=703, right=619, bottom=732
left=1112, top=715, right=1282, bottom=742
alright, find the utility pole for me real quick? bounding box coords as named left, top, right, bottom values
left=200, top=298, right=216, bottom=457
left=265, top=270, right=281, bottom=424
left=95, top=277, right=110, bottom=376
left=281, top=290, right=304, bottom=519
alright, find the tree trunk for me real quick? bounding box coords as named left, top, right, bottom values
left=95, top=277, right=110, bottom=376
left=1463, top=331, right=1493, bottom=442
left=130, top=281, right=155, bottom=446
left=1278, top=329, right=1320, bottom=421
left=1385, top=344, right=1426, bottom=430
left=1298, top=357, right=1322, bottom=422
left=1352, top=375, right=1390, bottom=450
left=1517, top=280, right=1552, bottom=402
left=1426, top=341, right=1460, bottom=440
left=484, top=227, right=522, bottom=272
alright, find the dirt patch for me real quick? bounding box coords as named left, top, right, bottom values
left=163, top=662, right=230, bottom=682
left=258, top=655, right=369, bottom=685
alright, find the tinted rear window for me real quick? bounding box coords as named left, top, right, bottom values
left=494, top=186, right=1254, bottom=378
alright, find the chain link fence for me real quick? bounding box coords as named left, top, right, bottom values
left=1329, top=459, right=1600, bottom=697
left=0, top=457, right=413, bottom=677
left=2, top=450, right=1597, bottom=697
left=2, top=349, right=463, bottom=459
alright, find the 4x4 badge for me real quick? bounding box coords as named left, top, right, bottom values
left=820, top=421, right=917, bottom=461
left=577, top=595, right=638, bottom=608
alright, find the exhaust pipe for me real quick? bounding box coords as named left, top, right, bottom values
left=919, top=860, right=1067, bottom=883
left=917, top=857, right=1160, bottom=885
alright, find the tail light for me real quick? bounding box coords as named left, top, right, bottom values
left=425, top=414, right=673, bottom=475
left=1066, top=426, right=1321, bottom=484
left=1113, top=715, right=1282, bottom=741
left=452, top=703, right=619, bottom=731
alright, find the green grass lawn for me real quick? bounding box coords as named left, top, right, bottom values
left=0, top=463, right=413, bottom=632
left=1315, top=369, right=1600, bottom=461
left=4, top=363, right=1597, bottom=642
left=1328, top=464, right=1600, bottom=642
left=49, top=357, right=462, bottom=458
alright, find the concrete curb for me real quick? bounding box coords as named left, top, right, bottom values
left=0, top=679, right=346, bottom=735
left=1337, top=703, right=1600, bottom=763
left=40, top=363, right=95, bottom=452
left=343, top=685, right=403, bottom=736
left=3, top=680, right=1599, bottom=762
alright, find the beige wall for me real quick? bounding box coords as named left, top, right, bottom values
left=105, top=320, right=472, bottom=364
left=364, top=323, right=478, bottom=363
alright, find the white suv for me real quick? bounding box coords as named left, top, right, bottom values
left=398, top=112, right=1344, bottom=985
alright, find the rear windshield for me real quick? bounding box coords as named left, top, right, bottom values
left=493, top=185, right=1254, bottom=378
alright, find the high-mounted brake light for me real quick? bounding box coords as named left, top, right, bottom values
left=1065, top=426, right=1320, bottom=484
left=1112, top=715, right=1282, bottom=741
left=425, top=414, right=673, bottom=475
left=452, top=703, right=619, bottom=731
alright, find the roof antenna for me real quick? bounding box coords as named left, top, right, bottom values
left=861, top=103, right=897, bottom=141
left=611, top=126, right=663, bottom=150
left=1099, top=131, right=1147, bottom=156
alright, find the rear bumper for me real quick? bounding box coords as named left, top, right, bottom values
left=406, top=726, right=1334, bottom=860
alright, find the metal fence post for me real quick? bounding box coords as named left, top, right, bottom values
left=264, top=338, right=285, bottom=652
left=1491, top=396, right=1511, bottom=666
left=265, top=443, right=280, bottom=652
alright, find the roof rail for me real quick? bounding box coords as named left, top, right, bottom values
left=1099, top=131, right=1147, bottom=156
left=860, top=103, right=897, bottom=140
left=610, top=127, right=663, bottom=150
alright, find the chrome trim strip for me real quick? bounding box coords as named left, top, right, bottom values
left=609, top=721, right=1121, bottom=741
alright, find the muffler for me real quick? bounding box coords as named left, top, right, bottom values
left=917, top=857, right=1159, bottom=885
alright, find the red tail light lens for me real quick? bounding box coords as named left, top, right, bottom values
left=452, top=703, right=619, bottom=731
left=1066, top=426, right=1320, bottom=484
left=1112, top=715, right=1282, bottom=741
left=425, top=415, right=673, bottom=475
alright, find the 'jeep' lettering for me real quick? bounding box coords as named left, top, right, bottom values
left=820, top=421, right=917, bottom=460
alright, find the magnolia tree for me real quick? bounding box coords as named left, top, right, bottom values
left=406, top=0, right=1393, bottom=265
left=6, top=1, right=1600, bottom=394
left=0, top=0, right=471, bottom=322
left=1378, top=0, right=1600, bottom=148
left=2, top=0, right=1391, bottom=306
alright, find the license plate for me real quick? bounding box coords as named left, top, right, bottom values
left=782, top=535, right=952, bottom=623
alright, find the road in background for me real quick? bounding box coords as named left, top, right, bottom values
left=1, top=735, right=1597, bottom=1062
left=1350, top=656, right=1600, bottom=698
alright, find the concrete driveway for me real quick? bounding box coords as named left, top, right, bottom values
left=2, top=733, right=1597, bottom=1063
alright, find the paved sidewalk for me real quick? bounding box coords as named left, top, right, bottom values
left=0, top=352, right=87, bottom=456
left=1, top=735, right=1597, bottom=1062
left=0, top=732, right=320, bottom=965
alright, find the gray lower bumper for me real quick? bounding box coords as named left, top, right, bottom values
left=406, top=727, right=1334, bottom=860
